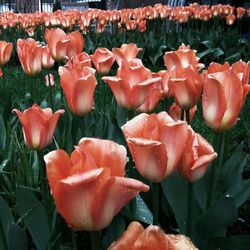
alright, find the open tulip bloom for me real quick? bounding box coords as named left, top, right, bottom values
left=44, top=138, right=149, bottom=231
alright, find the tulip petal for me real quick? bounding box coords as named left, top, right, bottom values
left=202, top=76, right=227, bottom=130
left=127, top=138, right=168, bottom=182
left=44, top=149, right=72, bottom=191
left=78, top=138, right=126, bottom=177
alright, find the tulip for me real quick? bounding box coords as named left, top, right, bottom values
left=122, top=112, right=188, bottom=183
left=13, top=104, right=64, bottom=151
left=178, top=127, right=217, bottom=182
left=168, top=66, right=204, bottom=110
left=108, top=221, right=198, bottom=250
left=102, top=59, right=162, bottom=110
left=45, top=28, right=84, bottom=61
left=112, top=43, right=142, bottom=67
left=164, top=44, right=204, bottom=72
left=41, top=45, right=55, bottom=69
left=17, top=38, right=42, bottom=76
left=152, top=70, right=170, bottom=98
left=59, top=65, right=97, bottom=116
left=44, top=138, right=149, bottom=231
left=0, top=41, right=13, bottom=66
left=202, top=61, right=250, bottom=131
left=90, top=48, right=115, bottom=74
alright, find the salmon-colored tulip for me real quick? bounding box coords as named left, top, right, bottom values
left=168, top=66, right=204, bottom=109
left=44, top=138, right=149, bottom=231
left=45, top=28, right=84, bottom=61
left=13, top=104, right=64, bottom=150
left=90, top=48, right=115, bottom=74
left=169, top=103, right=196, bottom=122
left=102, top=59, right=162, bottom=110
left=0, top=68, right=3, bottom=78
left=108, top=221, right=198, bottom=250
left=59, top=65, right=97, bottom=116
left=0, top=41, right=12, bottom=66
left=122, top=112, right=188, bottom=182
left=164, top=44, right=204, bottom=71
left=178, top=127, right=217, bottom=182
left=226, top=14, right=235, bottom=25
left=202, top=61, right=250, bottom=131
left=41, top=45, right=54, bottom=69
left=112, top=43, right=142, bottom=67
left=17, top=38, right=43, bottom=76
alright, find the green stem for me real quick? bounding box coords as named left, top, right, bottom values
left=180, top=108, right=185, bottom=121
left=206, top=132, right=224, bottom=209
left=187, top=182, right=194, bottom=237
left=185, top=109, right=190, bottom=125
left=152, top=182, right=159, bottom=225
left=90, top=231, right=101, bottom=250
left=71, top=230, right=77, bottom=250
left=37, top=151, right=50, bottom=220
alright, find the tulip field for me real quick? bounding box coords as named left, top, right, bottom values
left=0, top=3, right=250, bottom=250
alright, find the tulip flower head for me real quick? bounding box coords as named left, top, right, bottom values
left=0, top=41, right=13, bottom=66
left=45, top=28, right=84, bottom=61
left=122, top=112, right=188, bottom=182
left=59, top=65, right=97, bottom=116
left=44, top=138, right=149, bottom=231
left=202, top=61, right=250, bottom=132
left=13, top=104, right=64, bottom=151
left=102, top=59, right=162, bottom=110
left=90, top=48, right=115, bottom=74
left=108, top=221, right=198, bottom=250
left=17, top=38, right=43, bottom=76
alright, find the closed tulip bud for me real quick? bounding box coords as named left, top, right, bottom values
left=44, top=138, right=149, bottom=231
left=0, top=41, right=13, bottom=66
left=17, top=38, right=43, bottom=76
left=122, top=112, right=188, bottom=183
left=59, top=65, right=97, bottom=116
left=169, top=103, right=196, bottom=122
left=13, top=104, right=64, bottom=151
left=90, top=48, right=115, bottom=74
left=108, top=221, right=198, bottom=250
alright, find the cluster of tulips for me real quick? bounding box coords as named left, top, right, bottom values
left=0, top=22, right=249, bottom=248
left=0, top=3, right=249, bottom=35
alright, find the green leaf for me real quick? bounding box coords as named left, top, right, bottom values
left=0, top=195, right=14, bottom=249
left=211, top=235, right=250, bottom=250
left=233, top=180, right=250, bottom=207
left=8, top=223, right=28, bottom=250
left=225, top=52, right=241, bottom=62
left=162, top=172, right=202, bottom=236
left=0, top=159, right=8, bottom=174
left=122, top=195, right=153, bottom=224
left=102, top=215, right=126, bottom=249
left=197, top=48, right=224, bottom=59
left=218, top=144, right=247, bottom=197
left=0, top=114, right=6, bottom=150
left=16, top=186, right=50, bottom=250
left=195, top=197, right=237, bottom=239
